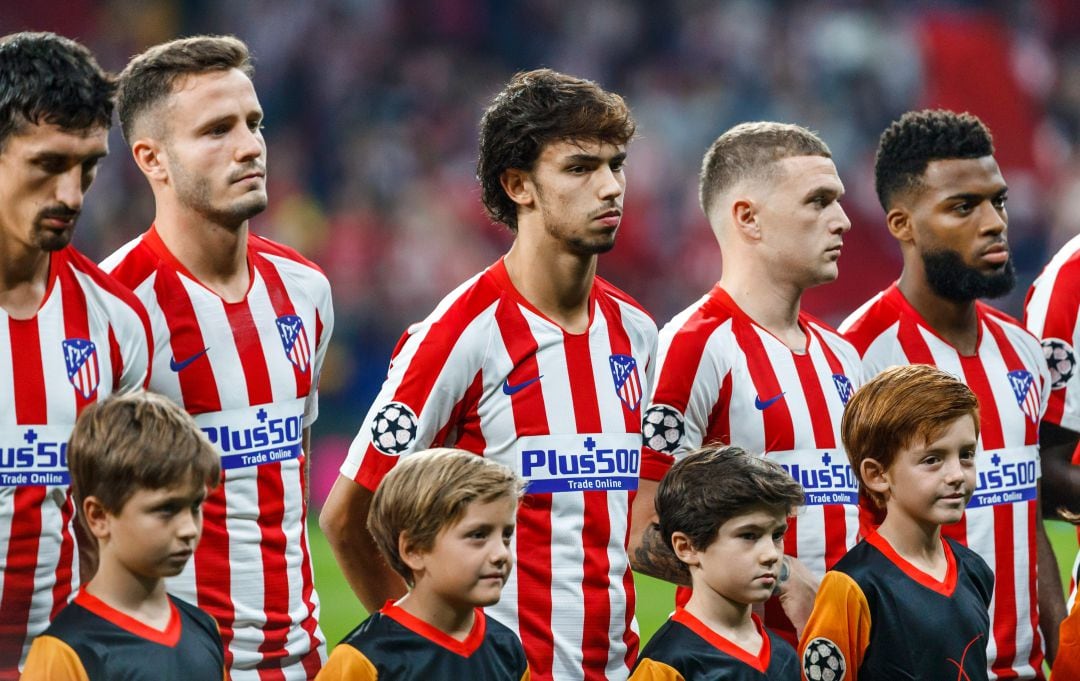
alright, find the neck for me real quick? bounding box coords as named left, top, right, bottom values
left=395, top=588, right=476, bottom=642
left=719, top=263, right=805, bottom=351
left=0, top=240, right=51, bottom=319
left=683, top=578, right=758, bottom=640
left=876, top=510, right=946, bottom=574
left=502, top=237, right=597, bottom=334
left=84, top=555, right=171, bottom=627
left=897, top=267, right=978, bottom=354
left=153, top=202, right=250, bottom=303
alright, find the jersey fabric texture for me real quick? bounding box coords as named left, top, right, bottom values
left=19, top=589, right=224, bottom=681
left=0, top=246, right=151, bottom=678
left=102, top=226, right=333, bottom=680
left=315, top=602, right=529, bottom=680
left=1052, top=553, right=1080, bottom=681
left=641, top=285, right=862, bottom=635
left=841, top=283, right=1049, bottom=680
left=799, top=532, right=993, bottom=681
left=1024, top=233, right=1080, bottom=433
left=631, top=609, right=798, bottom=680
left=342, top=258, right=658, bottom=681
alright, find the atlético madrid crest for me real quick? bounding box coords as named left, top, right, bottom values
left=832, top=374, right=854, bottom=406
left=275, top=315, right=311, bottom=374
left=1007, top=369, right=1039, bottom=424
left=62, top=338, right=99, bottom=399
left=609, top=354, right=642, bottom=412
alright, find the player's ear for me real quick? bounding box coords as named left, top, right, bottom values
left=730, top=196, right=761, bottom=242
left=500, top=168, right=533, bottom=209
left=885, top=206, right=913, bottom=244
left=81, top=496, right=111, bottom=540
left=860, top=458, right=890, bottom=498
left=670, top=531, right=700, bottom=567
left=131, top=137, right=169, bottom=184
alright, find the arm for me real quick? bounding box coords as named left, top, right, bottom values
left=19, top=636, right=90, bottom=681
left=319, top=474, right=407, bottom=613
left=776, top=555, right=820, bottom=639
left=1039, top=421, right=1080, bottom=518
left=314, top=644, right=378, bottom=681
left=303, top=428, right=312, bottom=507
left=1037, top=489, right=1067, bottom=664
left=799, top=571, right=871, bottom=681
left=75, top=515, right=97, bottom=583
left=628, top=477, right=690, bottom=586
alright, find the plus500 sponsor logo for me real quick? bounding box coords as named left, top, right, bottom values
left=777, top=462, right=857, bottom=491
left=977, top=461, right=1037, bottom=491
left=0, top=441, right=67, bottom=470
left=201, top=414, right=303, bottom=453
left=522, top=446, right=640, bottom=477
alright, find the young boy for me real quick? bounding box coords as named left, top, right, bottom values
left=20, top=391, right=224, bottom=680
left=317, top=449, right=528, bottom=680
left=631, top=446, right=804, bottom=680
left=799, top=364, right=993, bottom=681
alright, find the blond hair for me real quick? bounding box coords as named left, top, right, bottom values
left=68, top=391, right=220, bottom=512
left=367, top=449, right=523, bottom=585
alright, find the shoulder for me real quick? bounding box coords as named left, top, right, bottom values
left=838, top=289, right=896, bottom=352
left=249, top=233, right=325, bottom=273
left=946, top=538, right=994, bottom=590
left=59, top=247, right=149, bottom=316
left=765, top=630, right=800, bottom=674
left=979, top=302, right=1043, bottom=357
left=169, top=595, right=221, bottom=640
left=830, top=540, right=882, bottom=582
left=482, top=614, right=529, bottom=672
left=635, top=617, right=693, bottom=670
left=99, top=234, right=158, bottom=288
left=594, top=275, right=652, bottom=318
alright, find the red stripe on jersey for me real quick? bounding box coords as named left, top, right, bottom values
left=1026, top=505, right=1044, bottom=678
left=253, top=256, right=310, bottom=397
left=296, top=458, right=323, bottom=680
left=990, top=505, right=1019, bottom=676
left=563, top=332, right=612, bottom=681
left=443, top=372, right=487, bottom=452
left=703, top=372, right=733, bottom=448
left=222, top=301, right=291, bottom=674
left=154, top=268, right=221, bottom=414
left=0, top=320, right=47, bottom=671
left=652, top=306, right=727, bottom=412
left=734, top=319, right=795, bottom=452
left=985, top=320, right=1040, bottom=444
left=597, top=297, right=641, bottom=669
left=493, top=299, right=554, bottom=678
left=108, top=326, right=122, bottom=391
left=48, top=494, right=76, bottom=620
left=960, top=354, right=1004, bottom=450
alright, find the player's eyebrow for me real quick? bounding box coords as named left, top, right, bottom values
left=564, top=152, right=626, bottom=165
left=943, top=186, right=1008, bottom=202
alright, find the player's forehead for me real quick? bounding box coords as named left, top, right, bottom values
left=122, top=477, right=206, bottom=509
left=919, top=156, right=1005, bottom=201
left=164, top=68, right=262, bottom=124
left=773, top=154, right=843, bottom=192
left=537, top=137, right=625, bottom=164
left=2, top=120, right=108, bottom=159
left=452, top=493, right=517, bottom=526
left=902, top=414, right=978, bottom=457
left=718, top=506, right=789, bottom=533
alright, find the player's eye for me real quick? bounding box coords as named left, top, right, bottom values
left=992, top=194, right=1007, bottom=209
left=953, top=202, right=972, bottom=215
left=772, top=530, right=786, bottom=542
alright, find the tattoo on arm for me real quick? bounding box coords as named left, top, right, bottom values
left=632, top=524, right=691, bottom=586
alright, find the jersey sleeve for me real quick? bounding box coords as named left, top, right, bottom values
left=629, top=658, right=685, bottom=681
left=303, top=277, right=335, bottom=428
left=19, top=635, right=90, bottom=681
left=340, top=295, right=493, bottom=491
left=108, top=286, right=154, bottom=394
left=313, top=644, right=378, bottom=680
left=640, top=323, right=731, bottom=481
left=1025, top=267, right=1080, bottom=432
left=799, top=571, right=871, bottom=681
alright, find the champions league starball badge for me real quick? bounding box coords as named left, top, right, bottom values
left=370, top=401, right=419, bottom=455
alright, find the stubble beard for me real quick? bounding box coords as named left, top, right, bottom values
left=171, top=159, right=267, bottom=230
left=922, top=247, right=1017, bottom=302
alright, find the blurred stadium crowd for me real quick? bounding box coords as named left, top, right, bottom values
left=4, top=0, right=1080, bottom=500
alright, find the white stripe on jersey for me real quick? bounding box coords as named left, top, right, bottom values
left=344, top=259, right=656, bottom=681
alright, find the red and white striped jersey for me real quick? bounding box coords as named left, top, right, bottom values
left=342, top=259, right=657, bottom=681
left=841, top=283, right=1049, bottom=681
left=102, top=226, right=333, bottom=681
left=640, top=285, right=862, bottom=615
left=0, top=246, right=151, bottom=678
left=1025, top=234, right=1080, bottom=434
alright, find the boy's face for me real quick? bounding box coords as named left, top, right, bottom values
left=101, top=482, right=206, bottom=580
left=876, top=416, right=978, bottom=527
left=408, top=495, right=516, bottom=610
left=683, top=507, right=788, bottom=607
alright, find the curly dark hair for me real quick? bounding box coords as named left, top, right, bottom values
left=476, top=68, right=635, bottom=232
left=655, top=445, right=804, bottom=553
left=117, top=35, right=252, bottom=144
left=874, top=109, right=994, bottom=211
left=0, top=32, right=115, bottom=150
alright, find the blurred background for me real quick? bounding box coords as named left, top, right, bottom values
left=5, top=0, right=1079, bottom=645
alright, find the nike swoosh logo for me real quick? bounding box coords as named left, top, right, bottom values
left=502, top=375, right=543, bottom=396
left=170, top=348, right=209, bottom=372
left=754, top=392, right=785, bottom=410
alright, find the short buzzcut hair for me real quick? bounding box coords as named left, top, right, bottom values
left=699, top=122, right=831, bottom=220
left=67, top=391, right=220, bottom=514
left=477, top=68, right=636, bottom=232
left=0, top=31, right=115, bottom=150
left=117, top=34, right=252, bottom=144
left=874, top=109, right=995, bottom=211
left=842, top=364, right=980, bottom=508
left=655, top=446, right=804, bottom=565
left=367, top=448, right=523, bottom=586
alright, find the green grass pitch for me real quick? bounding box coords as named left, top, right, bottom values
left=310, top=518, right=1079, bottom=651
